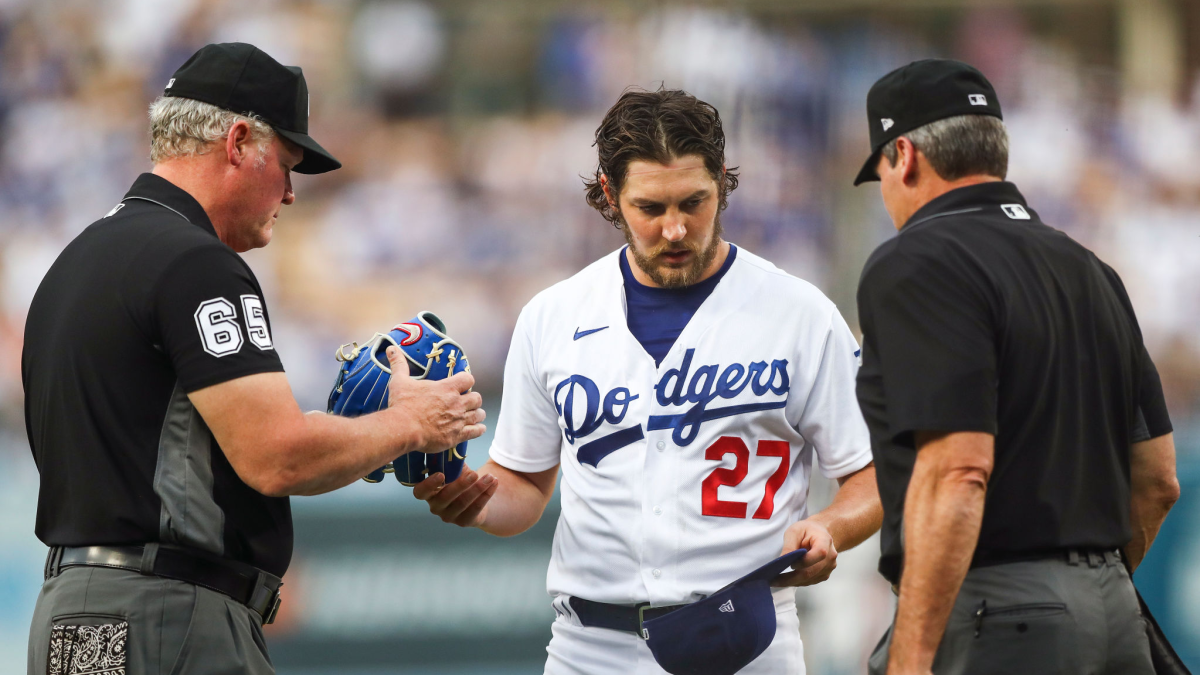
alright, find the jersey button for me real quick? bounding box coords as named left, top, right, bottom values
left=653, top=506, right=663, bottom=516
left=656, top=441, right=666, bottom=452
left=652, top=568, right=662, bottom=578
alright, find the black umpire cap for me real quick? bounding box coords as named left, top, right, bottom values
left=164, top=42, right=341, bottom=174
left=854, top=59, right=1002, bottom=185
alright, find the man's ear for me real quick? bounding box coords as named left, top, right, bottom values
left=225, top=120, right=253, bottom=168
left=896, top=136, right=921, bottom=186
left=600, top=174, right=618, bottom=209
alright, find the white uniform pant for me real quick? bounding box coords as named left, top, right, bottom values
left=544, top=588, right=805, bottom=675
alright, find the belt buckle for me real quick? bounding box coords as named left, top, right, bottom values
left=263, top=592, right=282, bottom=625
left=637, top=603, right=650, bottom=640
left=250, top=571, right=283, bottom=625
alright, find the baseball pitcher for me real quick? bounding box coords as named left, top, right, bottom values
left=413, top=89, right=883, bottom=675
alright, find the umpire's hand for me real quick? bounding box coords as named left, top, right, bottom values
left=413, top=467, right=498, bottom=527
left=773, top=519, right=838, bottom=587
left=385, top=346, right=486, bottom=454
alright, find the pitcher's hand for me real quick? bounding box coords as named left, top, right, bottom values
left=773, top=519, right=837, bottom=587
left=412, top=467, right=498, bottom=528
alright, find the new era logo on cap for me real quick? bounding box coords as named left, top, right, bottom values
left=968, top=93, right=987, bottom=106
left=881, top=118, right=894, bottom=131
left=718, top=600, right=735, bottom=613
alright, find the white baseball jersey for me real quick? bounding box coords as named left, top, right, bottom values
left=490, top=246, right=872, bottom=608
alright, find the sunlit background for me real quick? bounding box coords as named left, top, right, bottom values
left=1, top=0, right=1198, bottom=673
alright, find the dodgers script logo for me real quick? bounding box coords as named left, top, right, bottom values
left=555, top=349, right=791, bottom=467
left=555, top=376, right=642, bottom=468
left=650, top=349, right=790, bottom=445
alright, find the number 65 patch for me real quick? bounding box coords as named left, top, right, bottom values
left=193, top=295, right=273, bottom=357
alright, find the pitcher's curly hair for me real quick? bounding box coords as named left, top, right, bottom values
left=584, top=89, right=739, bottom=228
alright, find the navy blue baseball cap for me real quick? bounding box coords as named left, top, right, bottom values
left=643, top=549, right=807, bottom=675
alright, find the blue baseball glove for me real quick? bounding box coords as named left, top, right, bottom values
left=326, top=311, right=470, bottom=486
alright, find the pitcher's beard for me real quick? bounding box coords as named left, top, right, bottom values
left=622, top=216, right=724, bottom=288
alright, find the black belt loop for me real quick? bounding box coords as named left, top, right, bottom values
left=139, top=543, right=160, bottom=575
left=44, top=546, right=64, bottom=580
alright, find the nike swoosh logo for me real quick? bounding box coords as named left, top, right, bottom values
left=573, top=326, right=609, bottom=341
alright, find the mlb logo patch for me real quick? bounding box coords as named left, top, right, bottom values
left=166, top=78, right=175, bottom=89
left=1001, top=204, right=1030, bottom=220
left=968, top=94, right=987, bottom=106
left=881, top=118, right=895, bottom=131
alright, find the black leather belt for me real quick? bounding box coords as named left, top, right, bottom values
left=568, top=597, right=688, bottom=638
left=894, top=548, right=1126, bottom=595
left=971, top=547, right=1123, bottom=570
left=44, top=544, right=283, bottom=625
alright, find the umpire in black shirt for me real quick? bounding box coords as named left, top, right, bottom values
left=853, top=60, right=1179, bottom=675
left=23, top=43, right=485, bottom=675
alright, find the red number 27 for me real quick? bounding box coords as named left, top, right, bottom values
left=701, top=437, right=790, bottom=520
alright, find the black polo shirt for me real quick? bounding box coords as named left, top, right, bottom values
left=23, top=173, right=292, bottom=576
left=856, top=181, right=1172, bottom=585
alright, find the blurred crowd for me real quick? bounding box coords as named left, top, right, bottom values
left=2, top=1, right=1200, bottom=672
left=1, top=0, right=1198, bottom=432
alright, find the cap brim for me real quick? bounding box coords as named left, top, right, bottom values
left=276, top=128, right=342, bottom=174
left=747, top=548, right=807, bottom=584
left=714, top=548, right=808, bottom=592
left=853, top=148, right=882, bottom=186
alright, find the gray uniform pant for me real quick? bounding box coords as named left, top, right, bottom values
left=28, top=566, right=275, bottom=675
left=869, top=552, right=1154, bottom=675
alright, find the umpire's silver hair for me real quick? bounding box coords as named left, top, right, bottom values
left=148, top=96, right=275, bottom=166
left=882, top=114, right=1009, bottom=181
